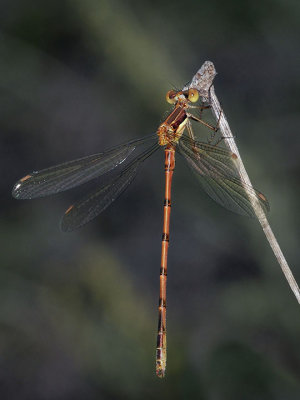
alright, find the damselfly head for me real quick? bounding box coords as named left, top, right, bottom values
left=166, top=89, right=199, bottom=104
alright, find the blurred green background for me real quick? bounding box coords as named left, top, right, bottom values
left=1, top=0, right=300, bottom=398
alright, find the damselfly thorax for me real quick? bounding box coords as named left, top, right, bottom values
left=157, top=89, right=199, bottom=146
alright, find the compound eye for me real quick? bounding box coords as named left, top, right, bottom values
left=188, top=89, right=199, bottom=103
left=166, top=90, right=177, bottom=104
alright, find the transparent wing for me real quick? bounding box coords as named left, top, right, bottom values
left=178, top=137, right=270, bottom=217
left=61, top=144, right=159, bottom=232
left=180, top=136, right=240, bottom=178
left=12, top=135, right=156, bottom=199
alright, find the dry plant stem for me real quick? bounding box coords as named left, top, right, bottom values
left=207, top=77, right=300, bottom=304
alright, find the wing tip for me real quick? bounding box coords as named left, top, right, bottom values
left=60, top=205, right=74, bottom=232
left=20, top=174, right=32, bottom=182
left=12, top=182, right=23, bottom=199
left=60, top=219, right=73, bottom=232
left=12, top=174, right=33, bottom=199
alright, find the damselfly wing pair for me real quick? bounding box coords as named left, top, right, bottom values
left=12, top=68, right=269, bottom=378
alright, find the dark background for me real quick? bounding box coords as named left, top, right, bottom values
left=1, top=0, right=300, bottom=399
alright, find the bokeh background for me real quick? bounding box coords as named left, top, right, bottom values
left=1, top=0, right=300, bottom=399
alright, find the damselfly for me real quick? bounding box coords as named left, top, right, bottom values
left=12, top=68, right=269, bottom=378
